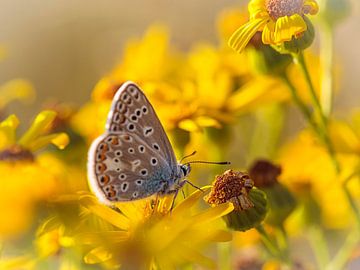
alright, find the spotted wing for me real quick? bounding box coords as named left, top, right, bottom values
left=105, top=81, right=177, bottom=170
left=88, top=133, right=174, bottom=202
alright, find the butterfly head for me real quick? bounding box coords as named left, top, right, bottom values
left=179, top=163, right=191, bottom=178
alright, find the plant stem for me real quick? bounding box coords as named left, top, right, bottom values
left=256, top=224, right=279, bottom=257
left=326, top=230, right=360, bottom=270
left=281, top=72, right=318, bottom=131
left=256, top=224, right=290, bottom=265
left=308, top=227, right=330, bottom=270
left=218, top=242, right=232, bottom=270
left=276, top=224, right=290, bottom=257
left=292, top=51, right=340, bottom=173
left=320, top=23, right=334, bottom=117
left=293, top=51, right=328, bottom=126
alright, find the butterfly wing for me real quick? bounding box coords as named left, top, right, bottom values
left=87, top=81, right=178, bottom=203
left=88, top=132, right=174, bottom=202
left=106, top=81, right=177, bottom=170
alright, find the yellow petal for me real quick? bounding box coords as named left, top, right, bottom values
left=0, top=79, right=35, bottom=107
left=228, top=18, right=268, bottom=53
left=173, top=187, right=211, bottom=215
left=227, top=77, right=289, bottom=113
left=84, top=246, right=112, bottom=264
left=177, top=244, right=216, bottom=269
left=27, top=132, right=70, bottom=151
left=274, top=14, right=307, bottom=43
left=304, top=0, right=319, bottom=15
left=115, top=200, right=148, bottom=224
left=0, top=114, right=19, bottom=148
left=79, top=195, right=130, bottom=230
left=193, top=202, right=234, bottom=224
left=75, top=231, right=129, bottom=245
left=330, top=121, right=360, bottom=154
left=18, top=110, right=57, bottom=148
left=178, top=119, right=201, bottom=132
left=195, top=116, right=222, bottom=129
left=262, top=20, right=276, bottom=44
left=248, top=0, right=268, bottom=19
left=205, top=229, right=233, bottom=242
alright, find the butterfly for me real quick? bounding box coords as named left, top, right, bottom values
left=87, top=81, right=195, bottom=204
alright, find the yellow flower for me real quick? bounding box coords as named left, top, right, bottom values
left=0, top=79, right=35, bottom=111
left=228, top=0, right=319, bottom=53
left=77, top=189, right=233, bottom=269
left=278, top=127, right=360, bottom=229
left=0, top=111, right=69, bottom=237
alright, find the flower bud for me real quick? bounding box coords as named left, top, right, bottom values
left=249, top=160, right=296, bottom=226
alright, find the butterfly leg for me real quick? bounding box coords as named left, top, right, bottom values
left=183, top=179, right=204, bottom=192
left=166, top=181, right=187, bottom=212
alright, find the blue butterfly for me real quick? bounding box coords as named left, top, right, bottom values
left=87, top=81, right=198, bottom=204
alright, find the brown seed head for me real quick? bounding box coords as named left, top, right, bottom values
left=205, top=170, right=254, bottom=210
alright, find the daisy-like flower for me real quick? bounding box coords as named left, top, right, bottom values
left=0, top=111, right=69, bottom=237
left=229, top=0, right=319, bottom=53
left=76, top=189, right=234, bottom=269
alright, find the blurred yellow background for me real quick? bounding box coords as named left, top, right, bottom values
left=0, top=0, right=359, bottom=121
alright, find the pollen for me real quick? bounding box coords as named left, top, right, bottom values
left=205, top=170, right=254, bottom=210
left=265, top=0, right=304, bottom=20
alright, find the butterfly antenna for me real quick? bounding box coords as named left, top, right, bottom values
left=180, top=151, right=197, bottom=163
left=187, top=160, right=231, bottom=165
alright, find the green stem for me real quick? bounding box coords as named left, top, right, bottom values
left=308, top=227, right=330, bottom=270
left=275, top=224, right=290, bottom=257
left=255, top=224, right=290, bottom=265
left=218, top=242, right=232, bottom=270
left=320, top=23, right=334, bottom=117
left=326, top=231, right=360, bottom=270
left=256, top=225, right=279, bottom=257
left=292, top=51, right=340, bottom=173
left=343, top=170, right=360, bottom=229
left=293, top=51, right=328, bottom=126
left=281, top=72, right=318, bottom=131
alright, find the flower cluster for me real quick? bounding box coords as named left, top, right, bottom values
left=1, top=0, right=360, bottom=270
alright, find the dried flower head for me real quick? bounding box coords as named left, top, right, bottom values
left=205, top=169, right=254, bottom=210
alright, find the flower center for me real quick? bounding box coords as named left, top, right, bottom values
left=205, top=170, right=254, bottom=210
left=0, top=145, right=34, bottom=162
left=265, top=0, right=304, bottom=20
